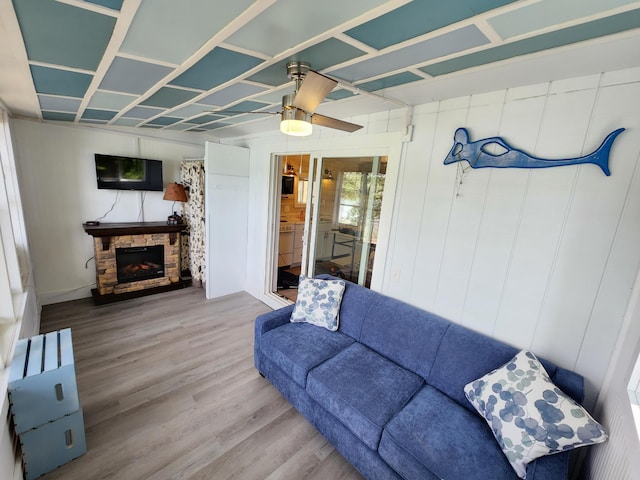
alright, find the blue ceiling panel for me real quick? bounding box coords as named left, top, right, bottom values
left=357, top=72, right=423, bottom=92
left=345, top=0, right=516, bottom=50
left=88, top=91, right=136, bottom=110
left=170, top=47, right=264, bottom=91
left=140, top=87, right=200, bottom=108
left=326, top=89, right=356, bottom=101
left=489, top=0, right=637, bottom=40
left=164, top=123, right=193, bottom=131
left=30, top=65, right=92, bottom=97
left=200, top=123, right=232, bottom=130
left=198, top=83, right=268, bottom=107
left=171, top=104, right=216, bottom=118
left=82, top=109, right=117, bottom=121
left=221, top=114, right=264, bottom=125
left=331, top=25, right=489, bottom=82
left=247, top=38, right=367, bottom=86
left=422, top=8, right=640, bottom=77
left=42, top=111, right=76, bottom=122
left=226, top=0, right=389, bottom=56
left=120, top=0, right=255, bottom=64
left=12, top=0, right=116, bottom=71
left=112, top=118, right=142, bottom=127
left=38, top=95, right=81, bottom=113
left=147, top=116, right=182, bottom=126
left=219, top=100, right=270, bottom=114
left=85, top=0, right=123, bottom=10
left=100, top=57, right=174, bottom=95
left=254, top=87, right=291, bottom=105
left=122, top=106, right=163, bottom=119
left=190, top=114, right=226, bottom=125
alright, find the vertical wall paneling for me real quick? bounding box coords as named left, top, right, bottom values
left=409, top=98, right=470, bottom=311
left=381, top=70, right=640, bottom=411
left=437, top=92, right=505, bottom=326
left=384, top=103, right=437, bottom=299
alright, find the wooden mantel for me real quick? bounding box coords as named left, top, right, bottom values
left=83, top=221, right=186, bottom=236
left=83, top=222, right=186, bottom=250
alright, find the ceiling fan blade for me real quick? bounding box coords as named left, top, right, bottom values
left=291, top=70, right=337, bottom=113
left=311, top=113, right=363, bottom=133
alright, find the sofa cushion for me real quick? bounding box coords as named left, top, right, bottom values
left=379, top=385, right=520, bottom=480
left=358, top=295, right=449, bottom=380
left=465, top=350, right=607, bottom=479
left=307, top=343, right=424, bottom=451
left=315, top=274, right=379, bottom=340
left=260, top=322, right=354, bottom=387
left=291, top=275, right=345, bottom=331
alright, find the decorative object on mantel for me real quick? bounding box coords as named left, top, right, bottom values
left=444, top=127, right=625, bottom=176
left=163, top=182, right=188, bottom=224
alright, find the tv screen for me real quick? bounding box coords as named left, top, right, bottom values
left=95, top=154, right=163, bottom=191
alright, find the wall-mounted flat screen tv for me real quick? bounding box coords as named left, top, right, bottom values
left=95, top=154, right=163, bottom=191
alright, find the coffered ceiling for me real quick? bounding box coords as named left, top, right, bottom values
left=1, top=0, right=639, bottom=140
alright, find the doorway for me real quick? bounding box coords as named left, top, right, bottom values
left=272, top=154, right=387, bottom=302
left=275, top=154, right=310, bottom=302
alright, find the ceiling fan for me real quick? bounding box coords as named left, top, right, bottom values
left=216, top=61, right=363, bottom=136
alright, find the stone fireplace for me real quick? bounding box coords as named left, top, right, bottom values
left=83, top=222, right=189, bottom=304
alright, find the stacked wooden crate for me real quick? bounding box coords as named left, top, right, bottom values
left=7, top=328, right=86, bottom=480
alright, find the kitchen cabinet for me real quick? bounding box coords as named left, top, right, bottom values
left=279, top=229, right=294, bottom=267
left=315, top=222, right=334, bottom=260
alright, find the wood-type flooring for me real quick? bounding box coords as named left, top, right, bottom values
left=38, top=287, right=362, bottom=480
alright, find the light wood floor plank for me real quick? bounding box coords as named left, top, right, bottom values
left=38, top=287, right=363, bottom=480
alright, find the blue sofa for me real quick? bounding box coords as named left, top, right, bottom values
left=254, top=276, right=585, bottom=479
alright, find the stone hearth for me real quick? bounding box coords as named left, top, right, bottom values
left=84, top=222, right=189, bottom=304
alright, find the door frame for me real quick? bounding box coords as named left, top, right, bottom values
left=262, top=132, right=404, bottom=308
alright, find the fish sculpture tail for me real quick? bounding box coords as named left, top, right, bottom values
left=591, top=128, right=625, bottom=176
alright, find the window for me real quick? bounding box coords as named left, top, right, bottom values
left=337, top=167, right=385, bottom=242
left=0, top=108, right=31, bottom=369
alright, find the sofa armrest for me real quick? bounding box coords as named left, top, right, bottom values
left=255, top=305, right=294, bottom=338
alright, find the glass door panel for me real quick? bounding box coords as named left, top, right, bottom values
left=304, top=156, right=386, bottom=288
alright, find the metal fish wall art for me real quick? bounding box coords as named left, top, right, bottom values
left=444, top=127, right=625, bottom=176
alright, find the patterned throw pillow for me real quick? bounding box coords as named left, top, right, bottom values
left=465, top=350, right=607, bottom=479
left=290, top=275, right=345, bottom=331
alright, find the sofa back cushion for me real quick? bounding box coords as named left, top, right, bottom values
left=359, top=294, right=450, bottom=380
left=429, top=324, right=584, bottom=412
left=316, top=275, right=378, bottom=341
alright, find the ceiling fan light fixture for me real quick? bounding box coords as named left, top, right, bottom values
left=280, top=107, right=312, bottom=137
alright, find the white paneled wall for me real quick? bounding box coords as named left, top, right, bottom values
left=384, top=68, right=640, bottom=409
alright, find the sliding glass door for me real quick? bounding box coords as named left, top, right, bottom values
left=303, top=155, right=387, bottom=288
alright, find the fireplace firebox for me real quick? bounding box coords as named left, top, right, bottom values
left=116, top=245, right=164, bottom=284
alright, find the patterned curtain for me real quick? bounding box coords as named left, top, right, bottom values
left=180, top=160, right=205, bottom=287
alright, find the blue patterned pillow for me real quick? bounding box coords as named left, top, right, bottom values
left=290, top=275, right=345, bottom=331
left=465, top=350, right=607, bottom=479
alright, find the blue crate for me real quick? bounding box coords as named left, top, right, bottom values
left=8, top=329, right=80, bottom=434
left=19, top=409, right=87, bottom=480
